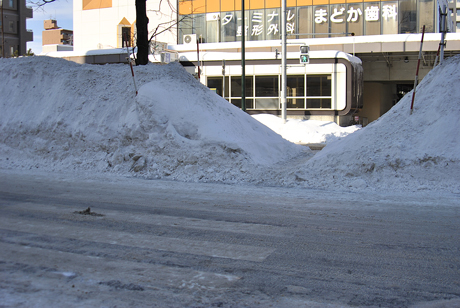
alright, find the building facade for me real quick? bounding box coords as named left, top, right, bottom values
left=42, top=19, right=73, bottom=46
left=0, top=0, right=33, bottom=57
left=70, top=0, right=460, bottom=124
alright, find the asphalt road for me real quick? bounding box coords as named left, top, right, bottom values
left=0, top=170, right=459, bottom=307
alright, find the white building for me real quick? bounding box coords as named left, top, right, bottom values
left=73, top=0, right=177, bottom=51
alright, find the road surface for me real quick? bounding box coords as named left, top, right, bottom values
left=0, top=170, right=459, bottom=307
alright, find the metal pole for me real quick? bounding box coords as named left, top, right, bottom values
left=196, top=36, right=201, bottom=79
left=410, top=25, right=425, bottom=114
left=222, top=59, right=226, bottom=99
left=1, top=1, right=4, bottom=58
left=281, top=0, right=287, bottom=122
left=439, top=5, right=447, bottom=64
left=241, top=0, right=246, bottom=111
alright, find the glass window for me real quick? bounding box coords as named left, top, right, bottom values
left=231, top=76, right=253, bottom=98
left=287, top=75, right=304, bottom=97
left=255, top=76, right=278, bottom=97
left=207, top=76, right=229, bottom=98
left=206, top=19, right=219, bottom=43
left=9, top=0, right=13, bottom=7
left=287, top=75, right=305, bottom=109
left=249, top=9, right=265, bottom=41
left=255, top=98, right=278, bottom=109
left=298, top=7, right=313, bottom=39
left=193, top=14, right=206, bottom=43
left=330, top=4, right=347, bottom=37
left=307, top=74, right=331, bottom=109
left=231, top=99, right=254, bottom=109
left=286, top=8, right=297, bottom=39
left=235, top=10, right=250, bottom=41
left=419, top=0, right=434, bottom=33
left=178, top=15, right=193, bottom=44
left=399, top=0, right=416, bottom=33
left=307, top=98, right=331, bottom=109
left=266, top=8, right=281, bottom=40
left=121, top=27, right=131, bottom=47
left=382, top=1, right=398, bottom=34
left=207, top=77, right=222, bottom=96
left=307, top=75, right=331, bottom=97
left=313, top=5, right=329, bottom=38
left=347, top=4, right=364, bottom=36
left=364, top=3, right=381, bottom=35
left=221, top=11, right=237, bottom=42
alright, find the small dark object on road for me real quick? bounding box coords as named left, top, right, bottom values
left=74, top=207, right=104, bottom=217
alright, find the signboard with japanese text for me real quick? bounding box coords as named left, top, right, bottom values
left=178, top=0, right=432, bottom=44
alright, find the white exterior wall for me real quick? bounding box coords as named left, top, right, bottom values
left=73, top=0, right=177, bottom=52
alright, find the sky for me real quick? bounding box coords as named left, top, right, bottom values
left=27, top=0, right=73, bottom=54
left=0, top=55, right=460, bottom=195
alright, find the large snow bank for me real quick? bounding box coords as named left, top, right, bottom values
left=1, top=55, right=460, bottom=193
left=0, top=56, right=307, bottom=183
left=290, top=55, right=460, bottom=193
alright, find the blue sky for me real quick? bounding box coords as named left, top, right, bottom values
left=27, top=0, right=73, bottom=54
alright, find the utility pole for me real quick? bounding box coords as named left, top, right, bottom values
left=241, top=0, right=246, bottom=111
left=1, top=0, right=4, bottom=58
left=439, top=4, right=447, bottom=64
left=281, top=0, right=287, bottom=122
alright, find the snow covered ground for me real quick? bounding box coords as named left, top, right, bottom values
left=1, top=55, right=459, bottom=194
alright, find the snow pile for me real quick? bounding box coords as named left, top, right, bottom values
left=1, top=55, right=460, bottom=193
left=290, top=55, right=460, bottom=193
left=253, top=114, right=360, bottom=144
left=0, top=56, right=307, bottom=183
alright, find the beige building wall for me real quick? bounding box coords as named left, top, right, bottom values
left=42, top=29, right=73, bottom=45
left=360, top=82, right=396, bottom=123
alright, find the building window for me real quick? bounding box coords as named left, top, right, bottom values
left=207, top=76, right=229, bottom=98
left=249, top=9, right=265, bottom=41
left=9, top=20, right=14, bottom=32
left=9, top=0, right=13, bottom=7
left=287, top=75, right=305, bottom=109
left=313, top=5, right=329, bottom=38
left=194, top=14, right=206, bottom=42
left=208, top=73, right=333, bottom=110
left=381, top=1, right=398, bottom=34
left=265, top=8, right=281, bottom=40
left=221, top=11, right=237, bottom=42
left=400, top=0, right=417, bottom=33
left=298, top=7, right=313, bottom=38
left=307, top=75, right=332, bottom=109
left=121, top=27, right=131, bottom=47
left=230, top=76, right=254, bottom=109
left=206, top=13, right=219, bottom=43
left=418, top=0, right=434, bottom=33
